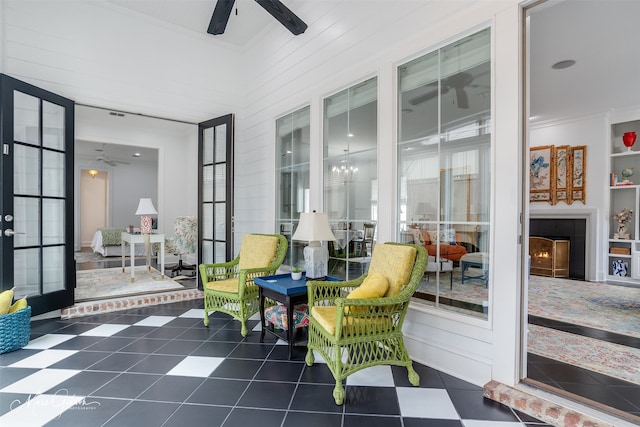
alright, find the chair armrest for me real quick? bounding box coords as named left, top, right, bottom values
left=199, top=258, right=239, bottom=287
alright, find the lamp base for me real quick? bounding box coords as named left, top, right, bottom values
left=303, top=241, right=328, bottom=280
left=140, top=215, right=153, bottom=234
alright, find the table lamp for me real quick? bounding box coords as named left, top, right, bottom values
left=292, top=211, right=336, bottom=280
left=135, top=198, right=157, bottom=234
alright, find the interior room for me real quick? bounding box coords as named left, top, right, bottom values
left=1, top=0, right=639, bottom=426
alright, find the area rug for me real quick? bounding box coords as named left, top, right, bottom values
left=74, top=251, right=151, bottom=264
left=75, top=266, right=184, bottom=302
left=528, top=275, right=640, bottom=338
left=418, top=268, right=488, bottom=306
left=527, top=324, right=640, bottom=385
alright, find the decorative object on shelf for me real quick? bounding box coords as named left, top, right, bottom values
left=621, top=167, right=634, bottom=184
left=622, top=131, right=637, bottom=151
left=291, top=266, right=302, bottom=281
left=530, top=145, right=587, bottom=205
left=612, top=208, right=633, bottom=240
left=135, top=198, right=157, bottom=234
left=292, top=211, right=336, bottom=280
left=612, top=259, right=629, bottom=277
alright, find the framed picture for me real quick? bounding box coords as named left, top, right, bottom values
left=554, top=145, right=570, bottom=204
left=530, top=145, right=554, bottom=203
left=570, top=145, right=586, bottom=204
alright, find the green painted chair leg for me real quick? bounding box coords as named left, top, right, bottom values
left=240, top=323, right=248, bottom=337
left=408, top=366, right=420, bottom=386
left=305, top=349, right=315, bottom=366
left=333, top=382, right=344, bottom=405
left=203, top=311, right=210, bottom=327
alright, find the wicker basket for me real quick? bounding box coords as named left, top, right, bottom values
left=0, top=306, right=31, bottom=354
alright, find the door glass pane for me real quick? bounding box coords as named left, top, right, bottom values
left=214, top=164, right=226, bottom=201
left=14, top=197, right=40, bottom=247
left=214, top=242, right=226, bottom=263
left=202, top=165, right=213, bottom=202
left=43, top=101, right=65, bottom=150
left=202, top=241, right=213, bottom=264
left=14, top=145, right=40, bottom=195
left=13, top=91, right=40, bottom=145
left=13, top=248, right=40, bottom=298
left=43, top=246, right=64, bottom=293
left=203, top=204, right=213, bottom=239
left=215, top=203, right=226, bottom=240
left=203, top=127, right=214, bottom=164
left=215, top=125, right=226, bottom=162
left=43, top=150, right=65, bottom=197
left=43, top=199, right=64, bottom=245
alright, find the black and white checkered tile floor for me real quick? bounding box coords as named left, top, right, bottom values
left=0, top=299, right=549, bottom=427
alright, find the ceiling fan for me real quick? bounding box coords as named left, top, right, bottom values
left=408, top=71, right=475, bottom=109
left=95, top=145, right=129, bottom=167
left=208, top=0, right=307, bottom=36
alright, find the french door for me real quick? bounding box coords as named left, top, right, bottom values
left=0, top=74, right=75, bottom=316
left=199, top=114, right=234, bottom=272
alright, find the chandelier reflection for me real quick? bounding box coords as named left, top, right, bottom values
left=332, top=149, right=358, bottom=183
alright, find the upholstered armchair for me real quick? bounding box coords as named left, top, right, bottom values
left=199, top=233, right=288, bottom=336
left=165, top=216, right=197, bottom=277
left=305, top=242, right=428, bottom=404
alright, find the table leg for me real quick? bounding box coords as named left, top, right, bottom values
left=286, top=296, right=294, bottom=359
left=259, top=290, right=266, bottom=343
left=160, top=238, right=165, bottom=278
left=130, top=241, right=135, bottom=282
left=121, top=241, right=125, bottom=273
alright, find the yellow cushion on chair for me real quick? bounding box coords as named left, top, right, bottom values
left=205, top=278, right=239, bottom=293
left=312, top=306, right=392, bottom=336
left=238, top=234, right=279, bottom=270
left=346, top=272, right=389, bottom=299
left=368, top=244, right=417, bottom=297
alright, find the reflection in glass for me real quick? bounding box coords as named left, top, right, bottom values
left=323, top=78, right=378, bottom=280
left=43, top=199, right=65, bottom=245
left=43, top=150, right=65, bottom=197
left=13, top=248, right=41, bottom=298
left=203, top=204, right=213, bottom=239
left=276, top=106, right=310, bottom=269
left=13, top=197, right=40, bottom=248
left=214, top=164, right=226, bottom=201
left=215, top=125, right=226, bottom=162
left=13, top=91, right=40, bottom=145
left=43, top=246, right=65, bottom=293
left=203, top=127, right=214, bottom=164
left=214, top=242, right=226, bottom=263
left=202, top=165, right=213, bottom=202
left=398, top=28, right=491, bottom=318
left=214, top=203, right=226, bottom=241
left=202, top=241, right=213, bottom=264
left=43, top=101, right=65, bottom=150
left=14, top=145, right=40, bottom=195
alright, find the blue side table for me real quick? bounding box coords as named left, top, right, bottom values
left=255, top=274, right=338, bottom=359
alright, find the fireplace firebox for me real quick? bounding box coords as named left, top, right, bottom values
left=529, top=237, right=570, bottom=277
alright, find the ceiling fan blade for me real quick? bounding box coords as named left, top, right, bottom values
left=208, top=0, right=236, bottom=35
left=255, top=0, right=307, bottom=35
left=408, top=86, right=449, bottom=106
left=104, top=160, right=117, bottom=167
left=455, top=87, right=469, bottom=109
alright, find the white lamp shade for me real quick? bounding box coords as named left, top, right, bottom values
left=292, top=212, right=336, bottom=242
left=135, top=198, right=158, bottom=215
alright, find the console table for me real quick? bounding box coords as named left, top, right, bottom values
left=121, top=232, right=165, bottom=282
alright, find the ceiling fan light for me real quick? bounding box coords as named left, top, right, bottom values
left=88, top=169, right=99, bottom=178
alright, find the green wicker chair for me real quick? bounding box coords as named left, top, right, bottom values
left=305, top=242, right=427, bottom=404
left=199, top=233, right=288, bottom=337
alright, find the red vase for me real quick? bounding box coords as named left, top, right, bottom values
left=623, top=131, right=637, bottom=151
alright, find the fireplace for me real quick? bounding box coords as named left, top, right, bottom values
left=529, top=237, right=570, bottom=277
left=529, top=217, right=586, bottom=280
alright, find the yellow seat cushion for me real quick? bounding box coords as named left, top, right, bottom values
left=312, top=306, right=392, bottom=336
left=238, top=234, right=279, bottom=270
left=367, top=244, right=417, bottom=297
left=205, top=278, right=239, bottom=293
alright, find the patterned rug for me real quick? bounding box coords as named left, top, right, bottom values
left=528, top=275, right=640, bottom=338
left=528, top=324, right=640, bottom=385
left=74, top=251, right=151, bottom=264
left=417, top=268, right=489, bottom=306
left=75, top=266, right=184, bottom=302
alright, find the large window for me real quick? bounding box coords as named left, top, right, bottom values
left=275, top=106, right=310, bottom=270
left=323, top=77, right=378, bottom=280
left=398, top=28, right=491, bottom=318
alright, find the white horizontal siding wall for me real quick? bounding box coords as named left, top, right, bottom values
left=236, top=0, right=522, bottom=387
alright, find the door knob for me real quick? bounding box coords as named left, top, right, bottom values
left=4, top=229, right=24, bottom=237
